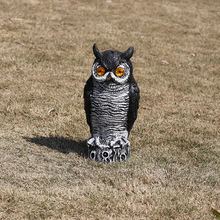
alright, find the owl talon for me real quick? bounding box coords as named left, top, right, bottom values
left=90, top=150, right=96, bottom=160
left=102, top=151, right=110, bottom=159
left=87, top=135, right=130, bottom=162
left=120, top=153, right=126, bottom=161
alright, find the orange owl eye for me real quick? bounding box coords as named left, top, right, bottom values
left=97, top=66, right=106, bottom=76
left=115, top=67, right=125, bottom=77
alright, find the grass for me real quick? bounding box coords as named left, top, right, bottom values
left=0, top=0, right=219, bottom=219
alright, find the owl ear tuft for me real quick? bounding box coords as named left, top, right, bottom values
left=121, top=46, right=134, bottom=60
left=93, top=44, right=101, bottom=59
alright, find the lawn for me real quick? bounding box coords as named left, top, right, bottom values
left=0, top=0, right=219, bottom=219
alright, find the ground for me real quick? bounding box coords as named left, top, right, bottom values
left=0, top=0, right=219, bottom=219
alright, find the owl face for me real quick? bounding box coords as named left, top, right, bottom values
left=92, top=62, right=130, bottom=84
left=91, top=44, right=134, bottom=85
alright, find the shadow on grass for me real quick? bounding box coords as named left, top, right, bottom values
left=23, top=136, right=88, bottom=158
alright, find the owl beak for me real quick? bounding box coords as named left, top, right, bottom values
left=107, top=73, right=112, bottom=81
left=106, top=73, right=113, bottom=84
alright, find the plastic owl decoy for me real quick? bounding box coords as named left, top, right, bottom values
left=84, top=44, right=140, bottom=162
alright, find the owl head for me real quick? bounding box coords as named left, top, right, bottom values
left=92, top=44, right=134, bottom=85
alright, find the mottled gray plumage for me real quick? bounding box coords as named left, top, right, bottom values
left=84, top=44, right=140, bottom=162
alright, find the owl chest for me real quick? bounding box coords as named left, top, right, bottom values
left=90, top=84, right=130, bottom=133
left=91, top=86, right=129, bottom=114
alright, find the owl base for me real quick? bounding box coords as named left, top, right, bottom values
left=87, top=135, right=130, bottom=162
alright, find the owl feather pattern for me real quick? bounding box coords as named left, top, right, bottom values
left=84, top=44, right=140, bottom=162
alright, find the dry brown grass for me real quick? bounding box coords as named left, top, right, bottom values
left=0, top=0, right=219, bottom=219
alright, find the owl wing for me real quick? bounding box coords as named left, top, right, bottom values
left=127, top=78, right=140, bottom=134
left=84, top=76, right=93, bottom=134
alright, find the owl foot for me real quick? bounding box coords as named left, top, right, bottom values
left=87, top=135, right=130, bottom=162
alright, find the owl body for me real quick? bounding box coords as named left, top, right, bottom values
left=84, top=44, right=140, bottom=162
